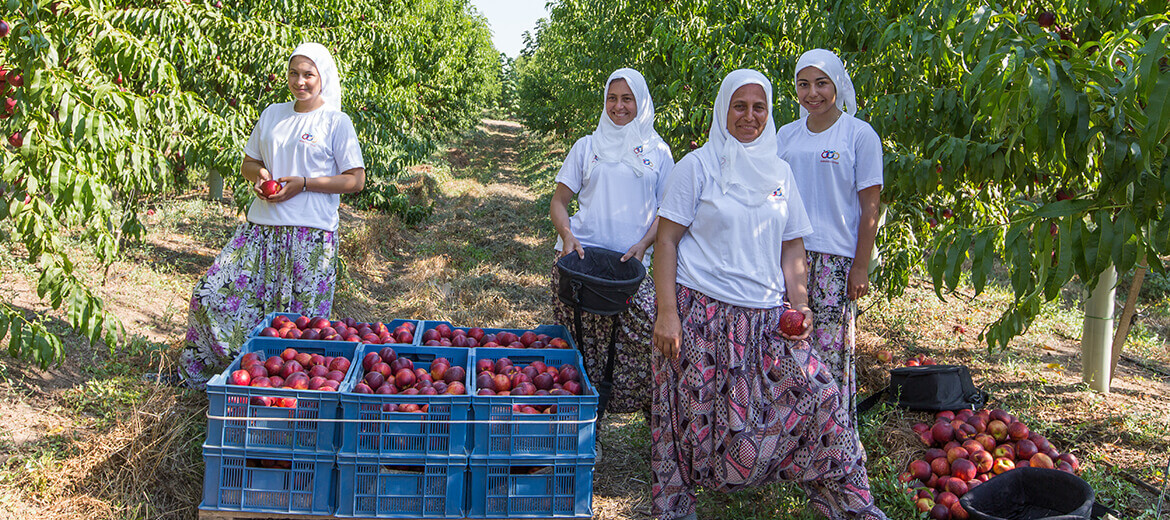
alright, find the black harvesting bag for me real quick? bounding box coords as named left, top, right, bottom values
left=959, top=467, right=1095, bottom=520
left=555, top=246, right=647, bottom=417
left=858, top=364, right=989, bottom=413
left=556, top=246, right=646, bottom=316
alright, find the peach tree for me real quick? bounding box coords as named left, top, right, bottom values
left=0, top=0, right=498, bottom=367
left=515, top=0, right=1168, bottom=349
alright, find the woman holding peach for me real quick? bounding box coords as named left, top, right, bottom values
left=648, top=69, right=886, bottom=520
left=180, top=43, right=365, bottom=387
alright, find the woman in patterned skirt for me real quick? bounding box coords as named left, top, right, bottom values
left=180, top=43, right=365, bottom=387
left=549, top=68, right=674, bottom=414
left=776, top=49, right=883, bottom=421
left=648, top=69, right=886, bottom=520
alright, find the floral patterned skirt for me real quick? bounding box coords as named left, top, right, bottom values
left=180, top=222, right=338, bottom=388
left=806, top=251, right=858, bottom=422
left=550, top=255, right=656, bottom=414
left=646, top=285, right=885, bottom=520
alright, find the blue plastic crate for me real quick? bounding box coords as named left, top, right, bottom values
left=200, top=445, right=335, bottom=516
left=335, top=454, right=467, bottom=518
left=467, top=456, right=594, bottom=518
left=419, top=321, right=575, bottom=350
left=339, top=345, right=474, bottom=457
left=249, top=311, right=421, bottom=345
left=470, top=348, right=597, bottom=458
left=205, top=338, right=360, bottom=452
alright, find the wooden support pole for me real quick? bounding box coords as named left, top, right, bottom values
left=1109, top=265, right=1147, bottom=383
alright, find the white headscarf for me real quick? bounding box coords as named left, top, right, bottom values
left=794, top=49, right=857, bottom=118
left=289, top=42, right=342, bottom=112
left=693, top=69, right=783, bottom=206
left=588, top=68, right=663, bottom=179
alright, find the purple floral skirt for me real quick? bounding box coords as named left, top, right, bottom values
left=180, top=222, right=338, bottom=387
left=806, top=251, right=858, bottom=421
left=550, top=255, right=655, bottom=413
left=647, top=285, right=885, bottom=520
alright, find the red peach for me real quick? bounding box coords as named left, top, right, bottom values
left=931, top=421, right=955, bottom=445
left=1056, top=453, right=1079, bottom=472
left=992, top=457, right=1015, bottom=474
left=909, top=460, right=933, bottom=482
left=970, top=450, right=994, bottom=473
left=951, top=458, right=976, bottom=481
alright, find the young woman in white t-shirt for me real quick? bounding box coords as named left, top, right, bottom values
left=548, top=68, right=674, bottom=415
left=776, top=49, right=883, bottom=421
left=648, top=69, right=886, bottom=520
left=180, top=43, right=366, bottom=387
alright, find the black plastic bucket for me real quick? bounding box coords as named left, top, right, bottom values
left=556, top=246, right=646, bottom=316
left=959, top=467, right=1094, bottom=520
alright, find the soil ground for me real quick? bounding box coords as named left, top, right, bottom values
left=0, top=119, right=1167, bottom=519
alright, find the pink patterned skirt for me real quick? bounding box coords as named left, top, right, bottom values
left=647, top=285, right=886, bottom=520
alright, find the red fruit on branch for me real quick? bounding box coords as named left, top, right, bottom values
left=8, top=72, right=22, bottom=87
left=0, top=20, right=9, bottom=38
left=114, top=74, right=123, bottom=85
left=1038, top=11, right=1056, bottom=28
left=8, top=131, right=22, bottom=147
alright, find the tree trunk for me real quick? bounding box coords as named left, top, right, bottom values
left=1081, top=264, right=1117, bottom=393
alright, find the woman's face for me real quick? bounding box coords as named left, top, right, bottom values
left=796, top=66, right=839, bottom=118
left=726, top=83, right=768, bottom=143
left=288, top=55, right=322, bottom=103
left=605, top=78, right=636, bottom=126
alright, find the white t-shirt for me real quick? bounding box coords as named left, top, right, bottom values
left=658, top=154, right=813, bottom=309
left=776, top=112, right=883, bottom=258
left=555, top=136, right=675, bottom=266
left=244, top=102, right=365, bottom=232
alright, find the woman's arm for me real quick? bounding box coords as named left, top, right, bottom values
left=621, top=217, right=658, bottom=262
left=781, top=237, right=813, bottom=340
left=242, top=154, right=272, bottom=198
left=848, top=185, right=882, bottom=299
left=262, top=167, right=366, bottom=203
left=550, top=183, right=584, bottom=259
left=652, top=218, right=687, bottom=359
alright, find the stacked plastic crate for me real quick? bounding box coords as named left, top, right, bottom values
left=418, top=321, right=597, bottom=519
left=200, top=312, right=364, bottom=516
left=334, top=340, right=471, bottom=518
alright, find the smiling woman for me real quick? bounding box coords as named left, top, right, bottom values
left=548, top=68, right=675, bottom=416
left=180, top=43, right=367, bottom=388
left=646, top=69, right=888, bottom=520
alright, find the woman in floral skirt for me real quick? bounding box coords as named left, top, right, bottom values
left=549, top=68, right=674, bottom=414
left=776, top=49, right=884, bottom=421
left=181, top=43, right=365, bottom=387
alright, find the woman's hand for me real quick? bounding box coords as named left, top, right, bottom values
left=781, top=304, right=815, bottom=342
left=653, top=313, right=682, bottom=359
left=263, top=176, right=305, bottom=203
left=620, top=240, right=648, bottom=263
left=847, top=262, right=870, bottom=300
left=559, top=232, right=585, bottom=259
left=251, top=168, right=273, bottom=198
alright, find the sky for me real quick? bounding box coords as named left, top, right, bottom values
left=468, top=0, right=551, bottom=58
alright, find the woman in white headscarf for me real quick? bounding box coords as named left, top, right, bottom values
left=549, top=68, right=674, bottom=416
left=180, top=43, right=366, bottom=387
left=648, top=69, right=886, bottom=520
left=776, top=49, right=883, bottom=421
